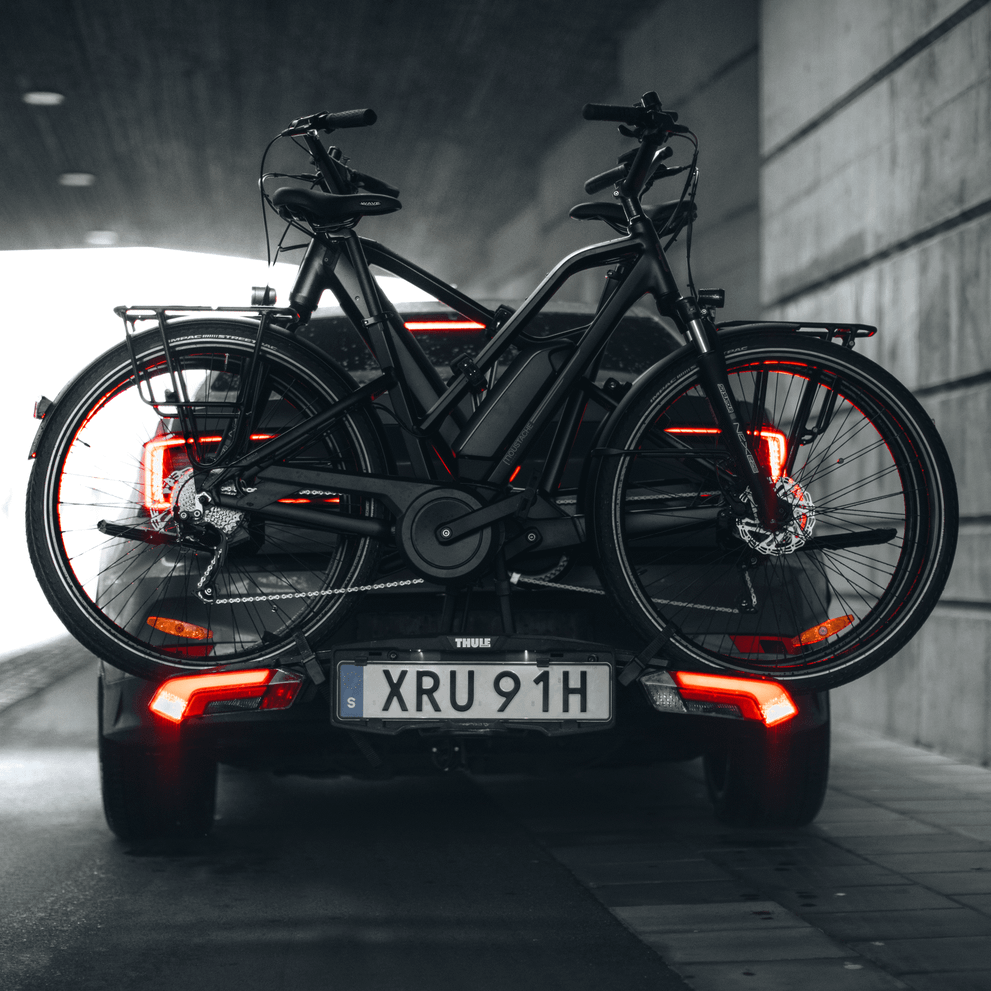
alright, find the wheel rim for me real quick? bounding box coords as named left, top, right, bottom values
left=45, top=336, right=379, bottom=667
left=613, top=347, right=939, bottom=679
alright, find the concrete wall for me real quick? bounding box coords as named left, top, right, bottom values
left=469, top=0, right=761, bottom=323
left=761, top=0, right=991, bottom=764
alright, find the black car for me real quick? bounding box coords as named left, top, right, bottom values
left=96, top=298, right=831, bottom=841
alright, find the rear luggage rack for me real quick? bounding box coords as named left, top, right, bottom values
left=116, top=304, right=294, bottom=469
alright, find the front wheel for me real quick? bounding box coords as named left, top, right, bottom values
left=593, top=332, right=958, bottom=691
left=28, top=321, right=387, bottom=681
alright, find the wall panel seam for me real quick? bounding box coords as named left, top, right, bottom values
left=766, top=195, right=991, bottom=309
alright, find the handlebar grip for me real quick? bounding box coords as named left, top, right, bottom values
left=582, top=103, right=644, bottom=125
left=584, top=165, right=627, bottom=195
left=320, top=108, right=377, bottom=130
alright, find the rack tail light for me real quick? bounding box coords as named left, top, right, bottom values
left=140, top=433, right=275, bottom=512
left=149, top=668, right=304, bottom=723
left=665, top=426, right=788, bottom=482
left=640, top=670, right=798, bottom=727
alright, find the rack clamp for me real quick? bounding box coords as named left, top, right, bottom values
left=451, top=353, right=487, bottom=395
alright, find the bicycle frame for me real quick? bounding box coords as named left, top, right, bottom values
left=199, top=204, right=784, bottom=542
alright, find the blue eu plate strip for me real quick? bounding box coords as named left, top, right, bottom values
left=338, top=664, right=364, bottom=718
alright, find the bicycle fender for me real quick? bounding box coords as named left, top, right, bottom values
left=577, top=327, right=807, bottom=509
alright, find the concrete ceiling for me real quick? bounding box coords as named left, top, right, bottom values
left=1, top=0, right=658, bottom=285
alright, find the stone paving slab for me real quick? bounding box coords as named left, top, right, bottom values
left=614, top=901, right=810, bottom=933
left=851, top=936, right=991, bottom=975
left=641, top=924, right=850, bottom=963
left=575, top=859, right=735, bottom=886
left=815, top=820, right=941, bottom=838
left=870, top=851, right=991, bottom=874
left=903, top=872, right=991, bottom=895
left=772, top=885, right=959, bottom=915
left=835, top=833, right=991, bottom=856
left=734, top=864, right=913, bottom=890
left=594, top=880, right=763, bottom=907
left=674, top=958, right=909, bottom=991
left=814, top=907, right=991, bottom=940
left=901, top=972, right=991, bottom=991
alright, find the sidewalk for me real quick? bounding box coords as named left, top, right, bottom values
left=0, top=635, right=96, bottom=714
left=482, top=725, right=991, bottom=991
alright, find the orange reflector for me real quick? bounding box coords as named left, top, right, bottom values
left=672, top=671, right=798, bottom=727
left=404, top=320, right=486, bottom=331
left=797, top=614, right=854, bottom=646
left=731, top=614, right=855, bottom=656
left=149, top=668, right=303, bottom=723
left=146, top=616, right=212, bottom=640
left=665, top=426, right=788, bottom=482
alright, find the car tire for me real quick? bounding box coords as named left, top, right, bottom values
left=702, top=691, right=830, bottom=828
left=98, top=679, right=217, bottom=841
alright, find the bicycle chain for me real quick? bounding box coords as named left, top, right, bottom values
left=206, top=576, right=426, bottom=605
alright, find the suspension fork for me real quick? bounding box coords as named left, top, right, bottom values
left=674, top=297, right=780, bottom=528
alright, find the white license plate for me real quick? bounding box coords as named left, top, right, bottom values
left=337, top=662, right=611, bottom=721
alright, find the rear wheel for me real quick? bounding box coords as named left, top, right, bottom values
left=98, top=677, right=218, bottom=841
left=703, top=691, right=830, bottom=827
left=28, top=321, right=387, bottom=681
left=593, top=333, right=957, bottom=690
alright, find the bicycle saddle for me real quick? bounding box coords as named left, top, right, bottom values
left=271, top=187, right=402, bottom=226
left=569, top=198, right=697, bottom=233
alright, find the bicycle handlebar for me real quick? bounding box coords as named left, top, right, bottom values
left=584, top=165, right=627, bottom=195
left=582, top=103, right=645, bottom=125
left=584, top=145, right=674, bottom=196
left=282, top=108, right=377, bottom=137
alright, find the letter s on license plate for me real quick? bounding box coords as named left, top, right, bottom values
left=337, top=663, right=611, bottom=721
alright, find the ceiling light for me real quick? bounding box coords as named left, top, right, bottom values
left=85, top=230, right=118, bottom=246
left=58, top=172, right=96, bottom=187
left=23, top=91, right=65, bottom=106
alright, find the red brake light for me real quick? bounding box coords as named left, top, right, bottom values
left=404, top=320, right=486, bottom=332
left=149, top=668, right=303, bottom=723
left=665, top=427, right=788, bottom=482
left=672, top=671, right=798, bottom=727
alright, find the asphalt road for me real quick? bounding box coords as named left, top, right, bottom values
left=0, top=659, right=689, bottom=991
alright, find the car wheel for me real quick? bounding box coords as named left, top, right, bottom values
left=702, top=690, right=830, bottom=828
left=98, top=679, right=217, bottom=841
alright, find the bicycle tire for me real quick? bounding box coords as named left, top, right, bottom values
left=592, top=331, right=958, bottom=691
left=28, top=321, right=387, bottom=681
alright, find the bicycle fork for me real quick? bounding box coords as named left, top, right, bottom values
left=674, top=297, right=780, bottom=529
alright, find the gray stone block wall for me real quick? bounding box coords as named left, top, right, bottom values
left=762, top=0, right=991, bottom=763
left=469, top=0, right=761, bottom=321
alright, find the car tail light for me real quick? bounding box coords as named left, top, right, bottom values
left=149, top=668, right=304, bottom=723
left=640, top=670, right=798, bottom=727
left=140, top=433, right=276, bottom=512
left=730, top=615, right=855, bottom=657
left=665, top=426, right=787, bottom=482
left=404, top=320, right=486, bottom=331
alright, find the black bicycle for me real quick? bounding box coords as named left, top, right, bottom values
left=27, top=92, right=958, bottom=691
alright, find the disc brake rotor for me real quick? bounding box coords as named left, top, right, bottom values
left=736, top=476, right=816, bottom=557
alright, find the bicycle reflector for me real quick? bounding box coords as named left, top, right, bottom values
left=149, top=669, right=304, bottom=723
left=729, top=615, right=855, bottom=657
left=665, top=427, right=787, bottom=482
left=639, top=670, right=798, bottom=727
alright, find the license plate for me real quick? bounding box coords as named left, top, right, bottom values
left=337, top=661, right=611, bottom=721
